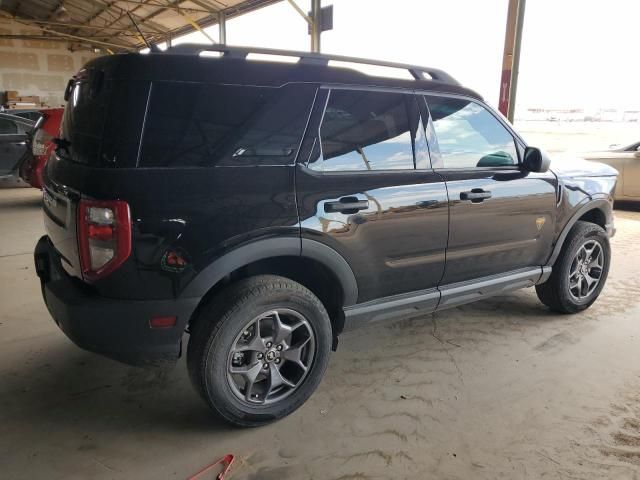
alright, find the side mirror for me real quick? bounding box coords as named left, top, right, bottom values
left=522, top=146, right=551, bottom=173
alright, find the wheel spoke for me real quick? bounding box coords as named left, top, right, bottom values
left=234, top=332, right=265, bottom=353
left=585, top=271, right=602, bottom=292
left=583, top=274, right=595, bottom=288
left=581, top=275, right=590, bottom=297
left=228, top=361, right=264, bottom=402
left=589, top=257, right=602, bottom=269
left=578, top=246, right=587, bottom=261
left=269, top=311, right=293, bottom=345
left=569, top=260, right=579, bottom=277
left=575, top=276, right=585, bottom=298
left=282, top=336, right=311, bottom=371
left=589, top=249, right=603, bottom=269
left=266, top=363, right=295, bottom=398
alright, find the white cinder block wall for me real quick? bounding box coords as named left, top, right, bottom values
left=0, top=20, right=101, bottom=107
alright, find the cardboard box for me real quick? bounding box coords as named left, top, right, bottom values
left=8, top=103, right=38, bottom=110
left=6, top=91, right=18, bottom=101
left=16, top=95, right=40, bottom=103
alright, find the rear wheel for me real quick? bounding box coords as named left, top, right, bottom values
left=536, top=221, right=610, bottom=313
left=187, top=275, right=332, bottom=427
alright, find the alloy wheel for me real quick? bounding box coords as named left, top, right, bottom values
left=568, top=239, right=604, bottom=301
left=226, top=309, right=316, bottom=405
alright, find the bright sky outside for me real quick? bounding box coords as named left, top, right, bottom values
left=170, top=0, right=640, bottom=113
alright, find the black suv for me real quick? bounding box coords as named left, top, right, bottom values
left=34, top=45, right=618, bottom=426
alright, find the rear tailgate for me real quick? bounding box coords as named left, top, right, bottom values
left=42, top=178, right=81, bottom=278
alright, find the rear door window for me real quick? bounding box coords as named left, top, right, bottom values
left=313, top=89, right=420, bottom=172
left=138, top=82, right=316, bottom=167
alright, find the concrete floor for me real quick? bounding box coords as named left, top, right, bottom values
left=1, top=186, right=640, bottom=480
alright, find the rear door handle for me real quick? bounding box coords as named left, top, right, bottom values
left=324, top=197, right=370, bottom=213
left=460, top=189, right=492, bottom=203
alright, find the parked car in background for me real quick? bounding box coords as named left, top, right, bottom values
left=583, top=141, right=640, bottom=201
left=8, top=109, right=45, bottom=124
left=0, top=112, right=35, bottom=185
left=20, top=108, right=64, bottom=189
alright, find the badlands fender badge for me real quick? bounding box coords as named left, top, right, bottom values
left=536, top=217, right=546, bottom=231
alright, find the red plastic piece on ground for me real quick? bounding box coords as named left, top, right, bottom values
left=187, top=454, right=234, bottom=480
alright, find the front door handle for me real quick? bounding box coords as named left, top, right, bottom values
left=460, top=188, right=492, bottom=203
left=324, top=197, right=370, bottom=214
left=460, top=188, right=491, bottom=203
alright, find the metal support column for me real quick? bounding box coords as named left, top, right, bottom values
left=499, top=0, right=526, bottom=122
left=219, top=11, right=226, bottom=44
left=310, top=0, right=321, bottom=53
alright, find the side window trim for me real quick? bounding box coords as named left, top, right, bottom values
left=421, top=92, right=522, bottom=171
left=310, top=85, right=427, bottom=174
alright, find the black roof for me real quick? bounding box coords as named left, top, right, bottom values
left=86, top=44, right=483, bottom=101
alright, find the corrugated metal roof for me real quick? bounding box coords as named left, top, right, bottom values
left=0, top=0, right=282, bottom=51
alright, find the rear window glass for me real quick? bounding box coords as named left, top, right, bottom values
left=60, top=68, right=108, bottom=165
left=138, top=82, right=316, bottom=168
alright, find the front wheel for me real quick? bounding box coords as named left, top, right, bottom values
left=187, top=275, right=332, bottom=427
left=536, top=221, right=611, bottom=313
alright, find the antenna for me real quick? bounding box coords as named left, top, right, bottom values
left=127, top=12, right=160, bottom=52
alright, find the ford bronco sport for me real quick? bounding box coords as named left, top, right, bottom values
left=34, top=45, right=618, bottom=426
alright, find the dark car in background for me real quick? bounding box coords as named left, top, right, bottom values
left=35, top=46, right=618, bottom=427
left=0, top=112, right=35, bottom=185
left=20, top=108, right=64, bottom=189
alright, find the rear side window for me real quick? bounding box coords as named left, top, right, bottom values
left=314, top=89, right=419, bottom=172
left=138, top=82, right=316, bottom=167
left=425, top=95, right=518, bottom=169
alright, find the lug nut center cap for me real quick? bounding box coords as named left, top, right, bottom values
left=265, top=350, right=277, bottom=362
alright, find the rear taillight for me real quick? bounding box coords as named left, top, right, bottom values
left=77, top=199, right=131, bottom=281
left=32, top=129, right=53, bottom=157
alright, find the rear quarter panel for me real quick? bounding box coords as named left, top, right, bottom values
left=44, top=158, right=298, bottom=300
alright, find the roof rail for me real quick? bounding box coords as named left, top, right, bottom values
left=164, top=43, right=459, bottom=85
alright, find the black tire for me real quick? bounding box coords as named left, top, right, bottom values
left=536, top=221, right=610, bottom=313
left=187, top=275, right=332, bottom=427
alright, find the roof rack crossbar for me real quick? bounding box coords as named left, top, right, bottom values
left=166, top=43, right=459, bottom=85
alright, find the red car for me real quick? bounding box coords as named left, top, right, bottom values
left=20, top=108, right=64, bottom=189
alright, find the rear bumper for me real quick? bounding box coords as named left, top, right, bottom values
left=34, top=236, right=200, bottom=367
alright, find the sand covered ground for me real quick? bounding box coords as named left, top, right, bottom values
left=1, top=180, right=639, bottom=479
